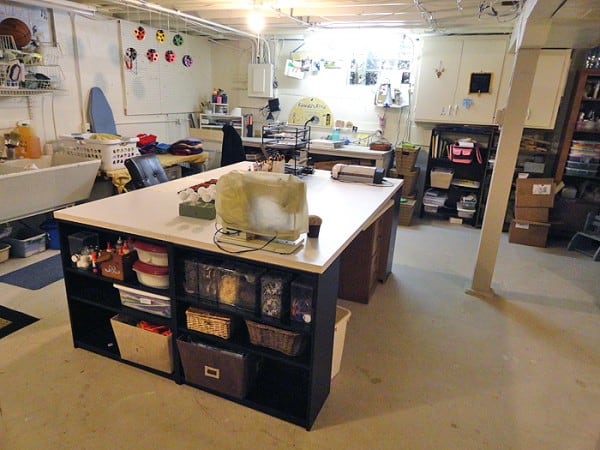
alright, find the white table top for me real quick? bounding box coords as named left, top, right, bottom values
left=54, top=162, right=402, bottom=273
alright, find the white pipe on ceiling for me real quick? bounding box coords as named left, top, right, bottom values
left=113, top=0, right=259, bottom=39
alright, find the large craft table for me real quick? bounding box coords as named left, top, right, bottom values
left=104, top=152, right=208, bottom=193
left=54, top=162, right=402, bottom=429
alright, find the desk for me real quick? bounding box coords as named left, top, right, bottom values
left=54, top=162, right=402, bottom=429
left=242, top=139, right=394, bottom=172
left=104, top=153, right=207, bottom=193
left=308, top=144, right=394, bottom=171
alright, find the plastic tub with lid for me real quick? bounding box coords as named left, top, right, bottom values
left=133, top=241, right=168, bottom=267
left=133, top=260, right=169, bottom=289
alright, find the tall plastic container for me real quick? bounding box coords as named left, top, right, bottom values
left=16, top=122, right=42, bottom=159
left=331, top=306, right=352, bottom=379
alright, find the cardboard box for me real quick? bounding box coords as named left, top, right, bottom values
left=515, top=206, right=549, bottom=223
left=515, top=178, right=555, bottom=208
left=110, top=314, right=173, bottom=373
left=508, top=220, right=550, bottom=248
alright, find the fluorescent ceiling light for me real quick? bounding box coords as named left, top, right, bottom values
left=10, top=0, right=96, bottom=15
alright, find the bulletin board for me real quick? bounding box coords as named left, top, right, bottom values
left=119, top=20, right=208, bottom=115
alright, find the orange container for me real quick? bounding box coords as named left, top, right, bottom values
left=16, top=123, right=42, bottom=159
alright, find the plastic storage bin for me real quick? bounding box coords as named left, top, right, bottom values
left=67, top=231, right=99, bottom=255
left=133, top=240, right=168, bottom=267
left=332, top=306, right=352, bottom=379
left=183, top=257, right=221, bottom=301
left=115, top=284, right=171, bottom=318
left=41, top=220, right=60, bottom=250
left=218, top=262, right=265, bottom=312
left=260, top=270, right=293, bottom=320
left=133, top=260, right=169, bottom=289
left=290, top=275, right=314, bottom=324
left=0, top=242, right=10, bottom=263
left=60, top=133, right=139, bottom=171
left=3, top=229, right=46, bottom=258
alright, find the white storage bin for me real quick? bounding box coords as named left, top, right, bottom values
left=115, top=284, right=171, bottom=318
left=60, top=133, right=139, bottom=171
left=332, top=306, right=351, bottom=379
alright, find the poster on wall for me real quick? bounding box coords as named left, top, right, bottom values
left=288, top=97, right=333, bottom=127
left=119, top=19, right=206, bottom=115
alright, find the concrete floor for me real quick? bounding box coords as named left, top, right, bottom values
left=1, top=220, right=599, bottom=449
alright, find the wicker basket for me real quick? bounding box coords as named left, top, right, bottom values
left=398, top=166, right=420, bottom=197
left=186, top=307, right=234, bottom=339
left=395, top=145, right=420, bottom=171
left=399, top=199, right=416, bottom=226
left=369, top=142, right=392, bottom=151
left=245, top=320, right=306, bottom=356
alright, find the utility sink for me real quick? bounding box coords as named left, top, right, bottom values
left=0, top=153, right=101, bottom=223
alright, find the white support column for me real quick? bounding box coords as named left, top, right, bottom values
left=467, top=48, right=541, bottom=298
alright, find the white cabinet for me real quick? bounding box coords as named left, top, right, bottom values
left=497, top=49, right=571, bottom=129
left=414, top=36, right=508, bottom=125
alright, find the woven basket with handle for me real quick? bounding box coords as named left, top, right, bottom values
left=245, top=320, right=306, bottom=356
left=186, top=307, right=234, bottom=339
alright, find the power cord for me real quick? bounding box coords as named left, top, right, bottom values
left=212, top=224, right=277, bottom=254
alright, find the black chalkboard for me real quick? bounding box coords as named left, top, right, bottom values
left=469, top=73, right=492, bottom=94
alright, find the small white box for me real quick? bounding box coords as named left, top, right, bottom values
left=248, top=63, right=274, bottom=98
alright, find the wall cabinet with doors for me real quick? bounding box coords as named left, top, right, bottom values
left=496, top=49, right=571, bottom=130
left=414, top=36, right=508, bottom=125
left=552, top=68, right=600, bottom=236
left=421, top=125, right=497, bottom=227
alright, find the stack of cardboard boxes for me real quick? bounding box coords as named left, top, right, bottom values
left=394, top=144, right=421, bottom=226
left=509, top=177, right=556, bottom=248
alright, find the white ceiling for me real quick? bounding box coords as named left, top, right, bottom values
left=57, top=0, right=600, bottom=46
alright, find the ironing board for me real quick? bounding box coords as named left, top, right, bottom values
left=88, top=87, right=117, bottom=135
